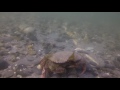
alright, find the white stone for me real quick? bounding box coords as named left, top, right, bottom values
left=17, top=75, right=22, bottom=78
left=14, top=72, right=16, bottom=74
left=15, top=64, right=18, bottom=66
left=37, top=65, right=41, bottom=70
left=16, top=57, right=20, bottom=59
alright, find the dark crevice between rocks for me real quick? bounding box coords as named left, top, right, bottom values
left=0, top=60, right=9, bottom=70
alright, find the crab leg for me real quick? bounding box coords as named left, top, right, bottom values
left=40, top=67, right=46, bottom=78
left=80, top=64, right=86, bottom=75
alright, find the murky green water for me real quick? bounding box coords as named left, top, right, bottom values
left=1, top=12, right=120, bottom=29
left=1, top=12, right=120, bottom=22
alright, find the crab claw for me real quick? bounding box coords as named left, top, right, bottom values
left=40, top=68, right=46, bottom=78
left=80, top=64, right=86, bottom=75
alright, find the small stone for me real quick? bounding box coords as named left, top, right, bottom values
left=37, top=65, right=41, bottom=70
left=96, top=76, right=101, bottom=78
left=23, top=68, right=26, bottom=70
left=15, top=64, right=18, bottom=67
left=16, top=57, right=20, bottom=60
left=14, top=72, right=16, bottom=74
left=8, top=52, right=11, bottom=54
left=17, top=75, right=22, bottom=78
left=10, top=55, right=17, bottom=62
left=106, top=73, right=110, bottom=75
left=100, top=72, right=111, bottom=78
left=86, top=47, right=94, bottom=52
left=38, top=50, right=41, bottom=52
left=23, top=27, right=35, bottom=34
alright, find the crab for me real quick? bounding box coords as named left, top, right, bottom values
left=39, top=50, right=89, bottom=78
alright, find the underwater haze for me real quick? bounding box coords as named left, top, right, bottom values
left=1, top=12, right=120, bottom=22
left=0, top=12, right=120, bottom=78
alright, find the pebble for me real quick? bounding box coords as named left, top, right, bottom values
left=14, top=72, right=16, bottom=74
left=86, top=47, right=94, bottom=52
left=15, top=64, right=18, bottom=67
left=23, top=27, right=35, bottom=34
left=96, top=76, right=101, bottom=78
left=38, top=49, right=43, bottom=52
left=37, top=65, right=41, bottom=70
left=16, top=57, right=20, bottom=60
left=17, top=75, right=22, bottom=78
left=100, top=72, right=111, bottom=78
left=13, top=67, right=16, bottom=70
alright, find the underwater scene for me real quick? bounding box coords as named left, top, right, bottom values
left=0, top=12, right=120, bottom=78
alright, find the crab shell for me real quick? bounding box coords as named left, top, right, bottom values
left=49, top=51, right=75, bottom=63
left=40, top=51, right=85, bottom=73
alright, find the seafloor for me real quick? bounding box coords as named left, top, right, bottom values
left=0, top=14, right=120, bottom=78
